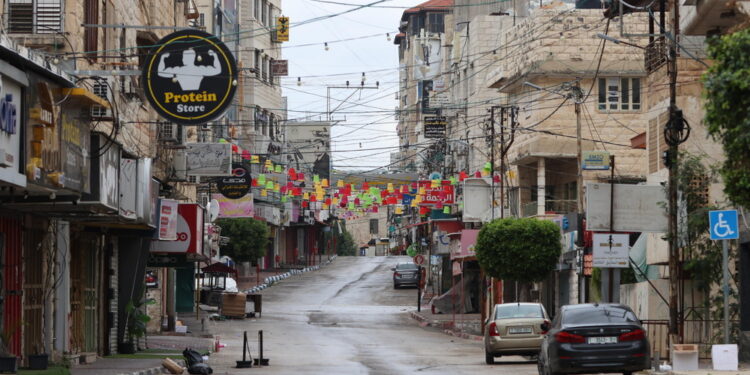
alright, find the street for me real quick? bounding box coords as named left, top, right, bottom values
left=208, top=256, right=538, bottom=374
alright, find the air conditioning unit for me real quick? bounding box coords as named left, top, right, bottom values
left=91, top=81, right=112, bottom=119
left=171, top=150, right=187, bottom=181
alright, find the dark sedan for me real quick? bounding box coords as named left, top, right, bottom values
left=538, top=303, right=650, bottom=375
left=392, top=263, right=419, bottom=288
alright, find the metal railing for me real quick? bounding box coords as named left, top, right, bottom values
left=645, top=38, right=668, bottom=73
left=641, top=319, right=741, bottom=360
left=521, top=199, right=577, bottom=217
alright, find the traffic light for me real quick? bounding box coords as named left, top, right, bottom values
left=276, top=17, right=289, bottom=42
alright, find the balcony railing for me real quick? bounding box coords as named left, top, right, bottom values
left=522, top=199, right=578, bottom=217
left=645, top=38, right=668, bottom=73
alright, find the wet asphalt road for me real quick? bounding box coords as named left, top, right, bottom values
left=209, top=256, right=539, bottom=374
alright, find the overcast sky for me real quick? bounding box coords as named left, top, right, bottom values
left=281, top=0, right=418, bottom=172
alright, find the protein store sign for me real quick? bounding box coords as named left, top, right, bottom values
left=142, top=30, right=237, bottom=125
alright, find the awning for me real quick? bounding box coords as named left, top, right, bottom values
left=55, top=87, right=111, bottom=108
left=201, top=262, right=238, bottom=276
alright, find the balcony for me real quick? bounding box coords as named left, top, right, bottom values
left=522, top=200, right=578, bottom=217
left=645, top=38, right=668, bottom=74
left=6, top=0, right=65, bottom=49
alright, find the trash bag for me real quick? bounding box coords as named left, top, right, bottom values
left=183, top=348, right=204, bottom=367
left=187, top=363, right=213, bottom=375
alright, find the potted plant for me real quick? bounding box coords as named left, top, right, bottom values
left=27, top=345, right=48, bottom=370
left=0, top=321, right=21, bottom=373
left=121, top=295, right=155, bottom=354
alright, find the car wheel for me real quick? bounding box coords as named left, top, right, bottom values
left=623, top=372, right=633, bottom=375
left=393, top=284, right=398, bottom=289
left=537, top=358, right=545, bottom=375
left=485, top=351, right=495, bottom=365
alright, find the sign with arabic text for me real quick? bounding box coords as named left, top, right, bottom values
left=424, top=116, right=447, bottom=138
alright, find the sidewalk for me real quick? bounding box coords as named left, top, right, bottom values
left=409, top=306, right=483, bottom=340
left=70, top=358, right=164, bottom=375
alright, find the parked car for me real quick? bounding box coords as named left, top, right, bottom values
left=484, top=302, right=550, bottom=364
left=392, top=263, right=419, bottom=288
left=538, top=303, right=650, bottom=375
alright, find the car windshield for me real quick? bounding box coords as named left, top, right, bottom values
left=563, top=306, right=640, bottom=324
left=495, top=304, right=543, bottom=319
left=396, top=263, right=418, bottom=270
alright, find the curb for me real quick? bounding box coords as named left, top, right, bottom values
left=409, top=310, right=483, bottom=341
left=243, top=255, right=337, bottom=294
left=116, top=366, right=164, bottom=375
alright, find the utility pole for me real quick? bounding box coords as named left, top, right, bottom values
left=573, top=82, right=584, bottom=248
left=664, top=0, right=689, bottom=339
left=490, top=107, right=497, bottom=221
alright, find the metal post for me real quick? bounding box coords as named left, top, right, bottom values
left=490, top=107, right=496, bottom=221
left=667, top=0, right=682, bottom=339
left=723, top=240, right=730, bottom=343
left=417, top=265, right=422, bottom=312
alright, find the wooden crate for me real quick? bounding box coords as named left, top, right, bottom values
left=221, top=292, right=246, bottom=318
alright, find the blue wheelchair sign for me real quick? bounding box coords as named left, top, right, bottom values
left=709, top=210, right=739, bottom=240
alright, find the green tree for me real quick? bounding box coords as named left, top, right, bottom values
left=703, top=29, right=750, bottom=208
left=325, top=221, right=357, bottom=256
left=216, top=218, right=269, bottom=262
left=475, top=218, right=561, bottom=299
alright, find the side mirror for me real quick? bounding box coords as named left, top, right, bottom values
left=541, top=321, right=551, bottom=333
left=391, top=268, right=396, bottom=271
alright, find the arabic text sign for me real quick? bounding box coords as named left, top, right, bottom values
left=592, top=233, right=630, bottom=268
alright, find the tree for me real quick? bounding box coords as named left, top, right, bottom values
left=216, top=218, right=269, bottom=262
left=475, top=218, right=561, bottom=299
left=325, top=221, right=357, bottom=256
left=703, top=29, right=750, bottom=208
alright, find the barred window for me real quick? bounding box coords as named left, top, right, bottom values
left=598, top=77, right=641, bottom=111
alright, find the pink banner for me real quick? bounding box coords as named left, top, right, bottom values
left=452, top=229, right=479, bottom=259
left=213, top=193, right=254, bottom=218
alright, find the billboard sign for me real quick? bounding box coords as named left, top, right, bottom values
left=212, top=193, right=254, bottom=218
left=142, top=30, right=238, bottom=125
left=592, top=233, right=630, bottom=268
left=150, top=203, right=205, bottom=257
left=186, top=143, right=232, bottom=176
left=586, top=183, right=668, bottom=232
left=158, top=199, right=179, bottom=240
left=217, top=163, right=251, bottom=199
left=424, top=116, right=447, bottom=138
left=582, top=151, right=611, bottom=170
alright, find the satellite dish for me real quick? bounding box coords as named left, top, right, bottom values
left=429, top=171, right=442, bottom=180
left=208, top=199, right=220, bottom=222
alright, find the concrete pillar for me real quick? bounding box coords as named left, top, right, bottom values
left=537, top=158, right=546, bottom=216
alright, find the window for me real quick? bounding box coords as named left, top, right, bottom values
left=262, top=56, right=268, bottom=82
left=8, top=0, right=63, bottom=34
left=267, top=4, right=274, bottom=29
left=410, top=14, right=425, bottom=35
left=369, top=219, right=379, bottom=234
left=598, top=77, right=641, bottom=111
left=261, top=0, right=267, bottom=25
left=563, top=306, right=639, bottom=325
left=254, top=0, right=260, bottom=20
left=254, top=49, right=261, bottom=78
left=494, top=304, right=544, bottom=319
left=427, top=13, right=444, bottom=34
left=254, top=107, right=261, bottom=133
left=84, top=0, right=98, bottom=60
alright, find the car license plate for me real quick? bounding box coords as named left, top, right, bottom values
left=508, top=327, right=532, bottom=334
left=587, top=336, right=618, bottom=344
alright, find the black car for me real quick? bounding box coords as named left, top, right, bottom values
left=392, top=263, right=419, bottom=288
left=538, top=303, right=650, bottom=375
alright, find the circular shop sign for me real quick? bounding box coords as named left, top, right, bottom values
left=217, top=163, right=251, bottom=199
left=143, top=29, right=237, bottom=125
